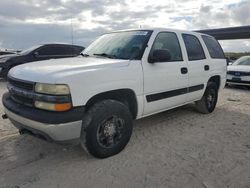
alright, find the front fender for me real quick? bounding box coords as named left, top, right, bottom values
left=58, top=60, right=144, bottom=107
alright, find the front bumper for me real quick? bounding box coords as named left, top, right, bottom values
left=227, top=79, right=250, bottom=86
left=227, top=74, right=250, bottom=86
left=3, top=93, right=85, bottom=141
left=4, top=107, right=82, bottom=141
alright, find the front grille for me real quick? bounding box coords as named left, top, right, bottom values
left=227, top=71, right=250, bottom=76
left=8, top=77, right=34, bottom=91
left=7, top=77, right=35, bottom=107
left=10, top=94, right=34, bottom=107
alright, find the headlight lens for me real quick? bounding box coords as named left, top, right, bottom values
left=35, top=83, right=70, bottom=95
left=34, top=101, right=72, bottom=111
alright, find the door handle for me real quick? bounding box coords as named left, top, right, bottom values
left=204, top=65, right=210, bottom=71
left=181, top=67, right=188, bottom=74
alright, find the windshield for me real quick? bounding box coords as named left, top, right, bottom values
left=19, top=45, right=42, bottom=55
left=233, top=56, right=250, bottom=66
left=83, top=30, right=152, bottom=60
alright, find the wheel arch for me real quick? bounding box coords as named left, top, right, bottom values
left=85, top=89, right=138, bottom=119
left=208, top=75, right=221, bottom=89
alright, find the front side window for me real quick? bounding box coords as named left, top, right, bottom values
left=84, top=30, right=153, bottom=60
left=149, top=32, right=183, bottom=62
left=202, top=35, right=225, bottom=59
left=182, top=34, right=206, bottom=61
left=19, top=45, right=42, bottom=55
left=37, top=47, right=51, bottom=56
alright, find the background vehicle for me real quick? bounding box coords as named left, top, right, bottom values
left=2, top=28, right=227, bottom=158
left=0, top=51, right=16, bottom=56
left=227, top=56, right=250, bottom=86
left=0, top=43, right=84, bottom=78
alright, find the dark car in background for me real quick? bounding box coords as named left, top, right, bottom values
left=0, top=43, right=84, bottom=78
left=0, top=51, right=16, bottom=56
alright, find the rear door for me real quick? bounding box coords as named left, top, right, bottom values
left=142, top=31, right=189, bottom=116
left=182, top=33, right=209, bottom=102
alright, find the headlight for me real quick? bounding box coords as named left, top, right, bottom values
left=35, top=101, right=72, bottom=112
left=35, top=83, right=70, bottom=95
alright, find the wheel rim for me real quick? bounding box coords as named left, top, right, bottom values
left=206, top=88, right=216, bottom=110
left=97, top=116, right=125, bottom=148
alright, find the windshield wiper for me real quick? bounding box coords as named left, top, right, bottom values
left=93, top=53, right=117, bottom=59
left=80, top=53, right=90, bottom=57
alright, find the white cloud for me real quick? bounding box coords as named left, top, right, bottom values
left=220, top=40, right=250, bottom=52
left=0, top=0, right=250, bottom=52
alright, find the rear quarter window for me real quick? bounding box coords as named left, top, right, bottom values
left=202, top=35, right=225, bottom=59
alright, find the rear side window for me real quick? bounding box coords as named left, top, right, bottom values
left=53, top=46, right=72, bottom=55
left=182, top=34, right=206, bottom=61
left=150, top=32, right=183, bottom=62
left=73, top=46, right=84, bottom=55
left=38, top=46, right=73, bottom=56
left=202, top=35, right=225, bottom=59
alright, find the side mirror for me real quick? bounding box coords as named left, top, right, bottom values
left=33, top=52, right=39, bottom=58
left=149, top=49, right=171, bottom=63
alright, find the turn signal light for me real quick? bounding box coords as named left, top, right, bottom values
left=54, top=103, right=72, bottom=112
left=35, top=101, right=72, bottom=112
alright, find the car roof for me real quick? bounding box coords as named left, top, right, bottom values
left=40, top=43, right=84, bottom=48
left=108, top=28, right=213, bottom=38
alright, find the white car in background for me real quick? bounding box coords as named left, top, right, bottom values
left=227, top=56, right=250, bottom=86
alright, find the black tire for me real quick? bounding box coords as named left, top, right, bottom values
left=195, top=82, right=218, bottom=114
left=80, top=100, right=133, bottom=158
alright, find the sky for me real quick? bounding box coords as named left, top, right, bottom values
left=0, top=0, right=250, bottom=52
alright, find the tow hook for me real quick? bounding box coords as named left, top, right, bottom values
left=19, top=129, right=28, bottom=135
left=2, top=114, right=8, bottom=119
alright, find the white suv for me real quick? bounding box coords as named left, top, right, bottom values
left=2, top=28, right=227, bottom=158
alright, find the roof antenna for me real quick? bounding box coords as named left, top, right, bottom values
left=71, top=18, right=74, bottom=45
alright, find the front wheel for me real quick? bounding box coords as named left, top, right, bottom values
left=195, top=82, right=218, bottom=114
left=80, top=100, right=133, bottom=158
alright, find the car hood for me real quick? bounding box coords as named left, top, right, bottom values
left=9, top=56, right=131, bottom=83
left=228, top=65, right=250, bottom=72
left=0, top=54, right=18, bottom=63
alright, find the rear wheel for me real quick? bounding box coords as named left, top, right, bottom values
left=195, top=82, right=218, bottom=114
left=80, top=100, right=133, bottom=158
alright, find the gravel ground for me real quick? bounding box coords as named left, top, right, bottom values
left=0, top=79, right=250, bottom=188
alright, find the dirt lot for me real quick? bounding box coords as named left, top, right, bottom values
left=0, top=79, right=250, bottom=188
